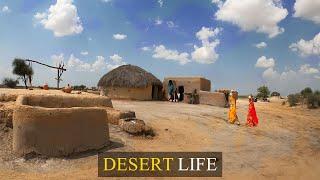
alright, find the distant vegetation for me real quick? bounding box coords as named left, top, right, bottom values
left=2, top=78, right=19, bottom=88
left=288, top=87, right=320, bottom=109
left=73, top=85, right=87, bottom=91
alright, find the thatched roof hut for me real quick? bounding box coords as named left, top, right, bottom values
left=98, top=65, right=163, bottom=100
left=98, top=65, right=162, bottom=88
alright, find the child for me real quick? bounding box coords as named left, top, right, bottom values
left=174, top=88, right=178, bottom=102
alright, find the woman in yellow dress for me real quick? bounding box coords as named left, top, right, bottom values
left=228, top=91, right=240, bottom=125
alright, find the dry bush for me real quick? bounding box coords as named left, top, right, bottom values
left=288, top=94, right=300, bottom=107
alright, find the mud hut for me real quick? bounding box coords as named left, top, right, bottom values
left=98, top=65, right=163, bottom=100
left=163, top=76, right=211, bottom=99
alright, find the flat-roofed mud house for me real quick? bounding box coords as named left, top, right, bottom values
left=98, top=65, right=163, bottom=100
left=163, top=76, right=211, bottom=95
left=163, top=76, right=227, bottom=107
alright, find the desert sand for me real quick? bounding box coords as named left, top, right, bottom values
left=0, top=89, right=319, bottom=179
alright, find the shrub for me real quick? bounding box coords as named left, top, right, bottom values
left=73, top=85, right=87, bottom=91
left=288, top=93, right=300, bottom=107
left=2, top=78, right=19, bottom=88
left=306, top=93, right=318, bottom=109
left=313, top=90, right=320, bottom=107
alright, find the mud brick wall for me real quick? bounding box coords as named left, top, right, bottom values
left=13, top=95, right=110, bottom=157
left=16, top=94, right=113, bottom=108
left=199, top=91, right=227, bottom=107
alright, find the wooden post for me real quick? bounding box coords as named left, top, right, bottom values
left=24, top=59, right=66, bottom=89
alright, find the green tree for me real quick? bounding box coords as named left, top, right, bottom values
left=300, top=87, right=313, bottom=98
left=257, top=85, right=270, bottom=99
left=12, top=59, right=34, bottom=89
left=2, top=78, right=19, bottom=88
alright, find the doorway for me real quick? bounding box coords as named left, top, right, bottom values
left=178, top=86, right=184, bottom=101
left=152, top=85, right=159, bottom=100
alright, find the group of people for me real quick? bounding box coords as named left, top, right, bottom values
left=228, top=90, right=259, bottom=127
left=168, top=81, right=259, bottom=127
left=167, top=80, right=181, bottom=102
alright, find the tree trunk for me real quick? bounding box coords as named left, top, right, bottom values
left=23, top=75, right=28, bottom=89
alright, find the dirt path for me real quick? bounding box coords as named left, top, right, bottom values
left=0, top=94, right=319, bottom=179
left=111, top=100, right=320, bottom=179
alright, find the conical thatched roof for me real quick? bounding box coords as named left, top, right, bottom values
left=97, top=65, right=162, bottom=88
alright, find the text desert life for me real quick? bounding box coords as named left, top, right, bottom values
left=0, top=0, right=320, bottom=179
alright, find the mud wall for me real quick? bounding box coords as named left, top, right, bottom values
left=16, top=94, right=113, bottom=108
left=13, top=105, right=108, bottom=157
left=13, top=94, right=111, bottom=157
left=163, top=77, right=211, bottom=98
left=102, top=86, right=153, bottom=100
left=199, top=91, right=227, bottom=107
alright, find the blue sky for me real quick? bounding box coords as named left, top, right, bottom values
left=0, top=0, right=319, bottom=95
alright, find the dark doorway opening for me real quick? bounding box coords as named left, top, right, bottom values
left=152, top=85, right=159, bottom=100
left=178, top=86, right=184, bottom=101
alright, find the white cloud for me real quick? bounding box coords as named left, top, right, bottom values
left=212, top=0, right=223, bottom=8
left=158, top=0, right=164, bottom=7
left=67, top=54, right=92, bottom=72
left=1, top=6, right=11, bottom=13
left=289, top=32, right=320, bottom=57
left=109, top=54, right=123, bottom=64
left=293, top=0, right=320, bottom=24
left=192, top=41, right=220, bottom=64
left=141, top=46, right=151, bottom=51
left=255, top=56, right=275, bottom=68
left=314, top=75, right=320, bottom=80
left=107, top=54, right=126, bottom=70
left=299, top=64, right=319, bottom=74
left=151, top=27, right=222, bottom=65
left=195, top=26, right=221, bottom=42
left=91, top=56, right=107, bottom=71
left=152, top=45, right=190, bottom=65
left=154, top=17, right=163, bottom=25
left=101, top=0, right=112, bottom=3
left=191, top=27, right=222, bottom=64
left=51, top=53, right=65, bottom=66
left=81, top=51, right=89, bottom=56
left=66, top=54, right=125, bottom=72
left=213, top=0, right=288, bottom=38
left=262, top=67, right=279, bottom=79
left=260, top=60, right=320, bottom=94
left=255, top=42, right=267, bottom=49
left=167, top=21, right=177, bottom=28
left=34, top=0, right=83, bottom=37
left=113, top=33, right=127, bottom=40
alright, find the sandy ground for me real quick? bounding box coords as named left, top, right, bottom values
left=0, top=89, right=319, bottom=179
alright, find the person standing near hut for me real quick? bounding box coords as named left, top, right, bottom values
left=168, top=80, right=175, bottom=102
left=174, top=88, right=179, bottom=102
left=228, top=90, right=240, bottom=125
left=246, top=95, right=259, bottom=127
